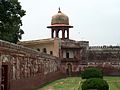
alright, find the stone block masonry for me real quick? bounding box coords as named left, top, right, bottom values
left=0, top=40, right=64, bottom=90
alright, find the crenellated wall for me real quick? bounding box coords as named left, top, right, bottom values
left=0, top=40, right=64, bottom=90
left=86, top=46, right=120, bottom=76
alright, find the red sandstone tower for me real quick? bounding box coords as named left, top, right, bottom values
left=47, top=8, right=73, bottom=39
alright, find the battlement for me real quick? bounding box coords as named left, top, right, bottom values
left=89, top=45, right=120, bottom=50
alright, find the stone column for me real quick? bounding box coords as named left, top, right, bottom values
left=62, top=29, right=65, bottom=39
left=56, top=29, right=59, bottom=38
left=67, top=29, right=69, bottom=39
left=51, top=29, right=54, bottom=38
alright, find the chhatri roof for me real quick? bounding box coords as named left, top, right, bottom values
left=47, top=8, right=73, bottom=28
left=51, top=8, right=69, bottom=25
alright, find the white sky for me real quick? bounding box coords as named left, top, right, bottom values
left=19, top=0, right=120, bottom=46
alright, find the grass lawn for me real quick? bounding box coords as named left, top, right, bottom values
left=35, top=76, right=120, bottom=90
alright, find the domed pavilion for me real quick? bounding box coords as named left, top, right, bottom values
left=47, top=8, right=73, bottom=39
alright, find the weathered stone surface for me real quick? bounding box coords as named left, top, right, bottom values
left=0, top=40, right=63, bottom=90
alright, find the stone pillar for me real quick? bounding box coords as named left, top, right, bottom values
left=67, top=29, right=69, bottom=39
left=51, top=29, right=54, bottom=38
left=62, top=29, right=65, bottom=39
left=56, top=29, right=59, bottom=38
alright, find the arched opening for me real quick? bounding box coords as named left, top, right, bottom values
left=65, top=30, right=67, bottom=39
left=53, top=30, right=56, bottom=38
left=1, top=65, right=8, bottom=90
left=37, top=48, right=40, bottom=51
left=66, top=51, right=69, bottom=58
left=43, top=48, right=47, bottom=53
left=66, top=63, right=72, bottom=76
left=59, top=30, right=62, bottom=38
left=50, top=51, right=53, bottom=55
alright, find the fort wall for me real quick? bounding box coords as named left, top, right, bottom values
left=0, top=39, right=120, bottom=90
left=0, top=40, right=64, bottom=90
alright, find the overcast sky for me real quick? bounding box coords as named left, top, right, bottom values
left=19, top=0, right=120, bottom=46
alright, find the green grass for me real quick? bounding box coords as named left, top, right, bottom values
left=35, top=76, right=120, bottom=90
left=104, top=76, right=120, bottom=90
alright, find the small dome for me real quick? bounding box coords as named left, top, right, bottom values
left=51, top=8, right=69, bottom=25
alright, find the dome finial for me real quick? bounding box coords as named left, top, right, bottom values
left=58, top=7, right=61, bottom=13
left=59, top=7, right=60, bottom=11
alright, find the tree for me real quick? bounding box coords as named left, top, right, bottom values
left=81, top=67, right=103, bottom=79
left=0, top=0, right=25, bottom=43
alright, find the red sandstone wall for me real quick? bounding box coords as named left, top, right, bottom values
left=0, top=40, right=120, bottom=90
left=10, top=71, right=64, bottom=90
left=79, top=64, right=120, bottom=76
left=0, top=40, right=64, bottom=90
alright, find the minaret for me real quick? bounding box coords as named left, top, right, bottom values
left=47, top=8, right=73, bottom=39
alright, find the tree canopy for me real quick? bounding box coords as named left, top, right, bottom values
left=0, top=0, right=26, bottom=43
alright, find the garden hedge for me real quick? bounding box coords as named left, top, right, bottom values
left=81, top=78, right=109, bottom=90
left=81, top=67, right=103, bottom=79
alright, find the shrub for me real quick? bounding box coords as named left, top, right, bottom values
left=81, top=67, right=103, bottom=79
left=81, top=78, right=109, bottom=90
